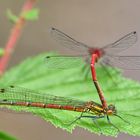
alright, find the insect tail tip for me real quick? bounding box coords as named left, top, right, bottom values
left=51, top=27, right=55, bottom=30
left=134, top=31, right=136, bottom=34
left=46, top=56, right=50, bottom=59
left=0, top=88, right=5, bottom=93
left=10, top=85, right=14, bottom=88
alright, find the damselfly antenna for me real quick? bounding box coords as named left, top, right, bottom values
left=114, top=114, right=130, bottom=124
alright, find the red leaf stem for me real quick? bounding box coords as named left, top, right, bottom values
left=0, top=0, right=36, bottom=76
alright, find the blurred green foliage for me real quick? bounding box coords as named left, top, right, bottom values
left=7, top=8, right=39, bottom=23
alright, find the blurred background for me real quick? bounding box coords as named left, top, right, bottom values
left=0, top=0, right=140, bottom=139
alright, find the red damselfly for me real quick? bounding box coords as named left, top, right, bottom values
left=0, top=85, right=128, bottom=133
left=48, top=28, right=138, bottom=70
left=46, top=28, right=139, bottom=109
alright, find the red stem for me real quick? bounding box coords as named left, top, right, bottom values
left=0, top=0, right=36, bottom=76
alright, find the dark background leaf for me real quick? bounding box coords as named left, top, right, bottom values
left=0, top=131, right=17, bottom=140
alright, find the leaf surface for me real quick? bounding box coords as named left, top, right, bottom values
left=0, top=53, right=139, bottom=136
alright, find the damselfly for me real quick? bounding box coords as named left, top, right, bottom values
left=46, top=28, right=139, bottom=109
left=0, top=85, right=128, bottom=133
left=47, top=28, right=138, bottom=70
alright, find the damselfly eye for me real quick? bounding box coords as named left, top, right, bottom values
left=108, top=104, right=117, bottom=114
left=108, top=104, right=115, bottom=110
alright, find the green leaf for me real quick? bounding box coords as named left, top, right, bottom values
left=0, top=48, right=4, bottom=56
left=0, top=53, right=140, bottom=137
left=6, top=9, right=18, bottom=23
left=22, top=9, right=39, bottom=20
left=0, top=131, right=17, bottom=140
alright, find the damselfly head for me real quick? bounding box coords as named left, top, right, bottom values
left=107, top=104, right=117, bottom=115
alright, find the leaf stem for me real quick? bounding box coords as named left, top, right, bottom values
left=0, top=0, right=36, bottom=76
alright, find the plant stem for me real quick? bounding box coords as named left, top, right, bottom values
left=0, top=0, right=36, bottom=76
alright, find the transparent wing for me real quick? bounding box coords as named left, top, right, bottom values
left=50, top=27, right=91, bottom=54
left=0, top=86, right=87, bottom=107
left=102, top=55, right=140, bottom=70
left=45, top=55, right=88, bottom=69
left=103, top=31, right=137, bottom=54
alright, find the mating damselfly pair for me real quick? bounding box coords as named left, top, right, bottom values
left=0, top=28, right=139, bottom=134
